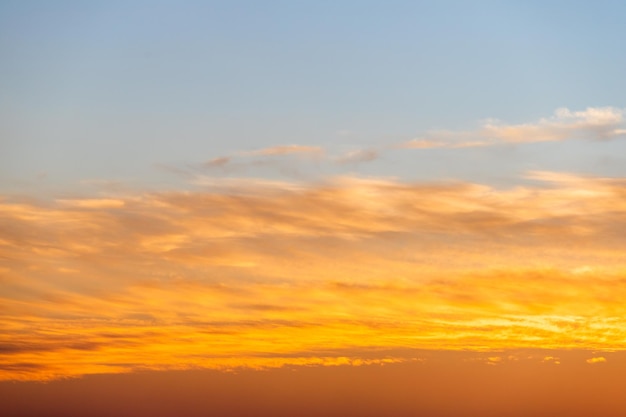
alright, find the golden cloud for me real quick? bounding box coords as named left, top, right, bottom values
left=1, top=172, right=626, bottom=380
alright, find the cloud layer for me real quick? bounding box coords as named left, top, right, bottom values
left=2, top=172, right=626, bottom=380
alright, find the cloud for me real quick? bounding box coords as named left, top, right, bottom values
left=56, top=198, right=125, bottom=209
left=481, top=107, right=625, bottom=142
left=197, top=145, right=325, bottom=178
left=156, top=106, right=626, bottom=185
left=164, top=107, right=625, bottom=181
left=403, top=106, right=626, bottom=149
left=2, top=172, right=626, bottom=380
left=204, top=156, right=231, bottom=168
left=403, top=138, right=492, bottom=149
left=246, top=145, right=324, bottom=157
left=336, top=148, right=381, bottom=163
left=402, top=139, right=447, bottom=149
left=586, top=357, right=607, bottom=364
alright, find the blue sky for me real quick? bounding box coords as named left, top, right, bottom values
left=2, top=0, right=626, bottom=193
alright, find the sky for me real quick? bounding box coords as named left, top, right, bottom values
left=2, top=1, right=626, bottom=416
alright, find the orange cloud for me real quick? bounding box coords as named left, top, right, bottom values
left=404, top=106, right=626, bottom=149
left=1, top=173, right=626, bottom=380
left=56, top=198, right=126, bottom=209
left=247, top=145, right=324, bottom=156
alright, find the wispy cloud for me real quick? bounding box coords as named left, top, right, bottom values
left=204, top=156, right=231, bottom=168
left=246, top=145, right=324, bottom=157
left=404, top=106, right=626, bottom=149
left=189, top=107, right=626, bottom=177
left=56, top=198, right=126, bottom=209
left=2, top=172, right=626, bottom=380
left=336, top=148, right=381, bottom=164
left=197, top=145, right=325, bottom=178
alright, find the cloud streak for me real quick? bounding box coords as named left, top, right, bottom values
left=404, top=106, right=626, bottom=149
left=246, top=145, right=324, bottom=157
left=1, top=172, right=626, bottom=380
left=189, top=107, right=626, bottom=175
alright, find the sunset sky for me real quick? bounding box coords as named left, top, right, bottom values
left=2, top=1, right=626, bottom=416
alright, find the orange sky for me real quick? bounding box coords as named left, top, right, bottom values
left=2, top=173, right=626, bottom=383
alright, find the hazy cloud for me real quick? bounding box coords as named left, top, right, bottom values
left=198, top=145, right=324, bottom=178
left=204, top=156, right=231, bottom=168
left=246, top=145, right=324, bottom=157
left=336, top=148, right=381, bottom=163
left=56, top=198, right=125, bottom=209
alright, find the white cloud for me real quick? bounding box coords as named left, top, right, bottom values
left=404, top=106, right=626, bottom=149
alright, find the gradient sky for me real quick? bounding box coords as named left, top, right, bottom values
left=2, top=1, right=626, bottom=416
